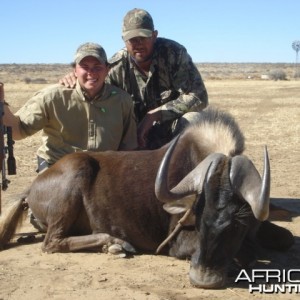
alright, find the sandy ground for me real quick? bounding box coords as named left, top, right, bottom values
left=0, top=79, right=299, bottom=300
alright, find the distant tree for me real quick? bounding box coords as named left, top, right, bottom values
left=292, top=40, right=300, bottom=77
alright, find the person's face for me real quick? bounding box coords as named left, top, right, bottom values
left=74, top=56, right=109, bottom=98
left=125, top=31, right=158, bottom=64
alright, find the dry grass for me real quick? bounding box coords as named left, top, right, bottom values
left=197, top=62, right=298, bottom=80
left=1, top=62, right=298, bottom=83
left=0, top=64, right=299, bottom=300
left=0, top=64, right=299, bottom=198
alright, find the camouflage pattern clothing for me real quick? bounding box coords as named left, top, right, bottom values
left=107, top=37, right=208, bottom=124
left=16, top=82, right=137, bottom=165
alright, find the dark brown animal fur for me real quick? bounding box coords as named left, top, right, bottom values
left=0, top=108, right=245, bottom=254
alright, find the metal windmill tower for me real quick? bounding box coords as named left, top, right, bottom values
left=292, top=40, right=300, bottom=77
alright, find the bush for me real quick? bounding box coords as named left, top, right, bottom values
left=268, top=69, right=287, bottom=81
left=32, top=78, right=47, bottom=84
left=23, top=77, right=31, bottom=84
left=23, top=77, right=47, bottom=84
left=293, top=69, right=300, bottom=78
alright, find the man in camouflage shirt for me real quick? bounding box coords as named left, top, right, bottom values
left=107, top=8, right=208, bottom=148
left=60, top=8, right=208, bottom=149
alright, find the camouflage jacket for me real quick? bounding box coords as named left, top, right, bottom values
left=107, top=37, right=208, bottom=123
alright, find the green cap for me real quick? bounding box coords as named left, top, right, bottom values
left=122, top=8, right=154, bottom=41
left=74, top=42, right=107, bottom=64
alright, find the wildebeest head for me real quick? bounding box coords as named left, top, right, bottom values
left=155, top=135, right=270, bottom=288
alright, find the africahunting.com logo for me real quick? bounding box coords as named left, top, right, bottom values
left=235, top=269, right=300, bottom=293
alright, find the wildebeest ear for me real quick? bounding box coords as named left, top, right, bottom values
left=162, top=196, right=195, bottom=214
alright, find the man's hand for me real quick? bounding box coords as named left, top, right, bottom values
left=58, top=72, right=77, bottom=88
left=137, top=108, right=162, bottom=148
left=0, top=82, right=4, bottom=101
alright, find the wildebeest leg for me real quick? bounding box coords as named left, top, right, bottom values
left=42, top=228, right=135, bottom=253
left=41, top=201, right=135, bottom=253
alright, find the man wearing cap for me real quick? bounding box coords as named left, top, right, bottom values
left=60, top=8, right=208, bottom=149
left=0, top=42, right=137, bottom=173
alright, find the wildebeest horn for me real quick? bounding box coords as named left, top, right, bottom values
left=230, top=146, right=270, bottom=221
left=155, top=135, right=270, bottom=221
left=155, top=135, right=226, bottom=202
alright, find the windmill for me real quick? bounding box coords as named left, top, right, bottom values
left=292, top=40, right=300, bottom=77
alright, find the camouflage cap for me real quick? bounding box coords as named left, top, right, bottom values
left=122, top=8, right=154, bottom=41
left=74, top=42, right=107, bottom=64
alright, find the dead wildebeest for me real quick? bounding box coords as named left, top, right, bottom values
left=0, top=107, right=294, bottom=289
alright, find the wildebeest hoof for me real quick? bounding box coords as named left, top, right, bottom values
left=108, top=244, right=123, bottom=254
left=107, top=243, right=135, bottom=258
left=102, top=244, right=126, bottom=257
left=121, top=241, right=137, bottom=254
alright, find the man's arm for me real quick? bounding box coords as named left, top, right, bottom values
left=159, top=49, right=208, bottom=122
left=137, top=49, right=208, bottom=147
left=137, top=108, right=162, bottom=149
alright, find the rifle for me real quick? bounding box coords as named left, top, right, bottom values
left=0, top=101, right=17, bottom=214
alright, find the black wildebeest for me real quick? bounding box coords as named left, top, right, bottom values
left=0, top=108, right=293, bottom=289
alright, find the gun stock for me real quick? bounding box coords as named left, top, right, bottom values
left=0, top=101, right=4, bottom=214
left=0, top=101, right=17, bottom=215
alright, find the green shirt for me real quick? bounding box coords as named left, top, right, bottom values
left=107, top=37, right=208, bottom=123
left=16, top=83, right=137, bottom=164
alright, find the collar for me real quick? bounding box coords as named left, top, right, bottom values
left=76, top=80, right=107, bottom=102
left=129, top=55, right=156, bottom=77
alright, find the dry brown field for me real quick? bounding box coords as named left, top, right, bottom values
left=0, top=64, right=299, bottom=299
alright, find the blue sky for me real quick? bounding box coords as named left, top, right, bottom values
left=1, top=0, right=299, bottom=63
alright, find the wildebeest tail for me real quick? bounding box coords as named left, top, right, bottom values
left=0, top=197, right=27, bottom=250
